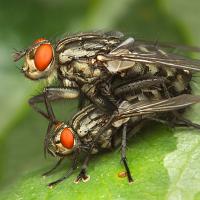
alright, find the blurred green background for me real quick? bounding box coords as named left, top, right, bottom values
left=0, top=0, right=200, bottom=199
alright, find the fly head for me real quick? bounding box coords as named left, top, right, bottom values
left=14, top=38, right=56, bottom=80
left=47, top=122, right=78, bottom=157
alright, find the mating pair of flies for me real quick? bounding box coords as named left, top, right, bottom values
left=14, top=31, right=200, bottom=187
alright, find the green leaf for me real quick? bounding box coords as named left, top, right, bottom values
left=162, top=1, right=200, bottom=200
left=164, top=131, right=200, bottom=200
left=0, top=0, right=200, bottom=200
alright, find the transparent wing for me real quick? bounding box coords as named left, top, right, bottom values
left=135, top=39, right=200, bottom=53
left=117, top=94, right=200, bottom=119
left=103, top=37, right=200, bottom=73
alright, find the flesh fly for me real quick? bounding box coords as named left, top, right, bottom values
left=42, top=81, right=200, bottom=187
left=13, top=31, right=200, bottom=117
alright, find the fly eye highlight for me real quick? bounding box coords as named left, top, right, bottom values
left=33, top=38, right=53, bottom=71
left=60, top=128, right=74, bottom=149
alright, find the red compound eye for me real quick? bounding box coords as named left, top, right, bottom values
left=34, top=38, right=46, bottom=44
left=60, top=128, right=74, bottom=149
left=33, top=38, right=53, bottom=71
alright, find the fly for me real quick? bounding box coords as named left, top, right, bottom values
left=13, top=31, right=200, bottom=119
left=42, top=84, right=200, bottom=187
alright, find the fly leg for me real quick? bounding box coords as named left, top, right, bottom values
left=146, top=116, right=189, bottom=128
left=113, top=77, right=169, bottom=98
left=146, top=114, right=200, bottom=129
left=121, top=123, right=133, bottom=183
left=81, top=83, right=117, bottom=114
left=29, top=93, right=49, bottom=120
left=172, top=111, right=200, bottom=129
left=146, top=116, right=175, bottom=128
left=29, top=87, right=80, bottom=119
left=74, top=156, right=90, bottom=184
left=43, top=90, right=57, bottom=123
left=42, top=158, right=64, bottom=177
left=48, top=152, right=79, bottom=188
left=112, top=120, right=147, bottom=148
left=43, top=121, right=55, bottom=158
left=42, top=90, right=64, bottom=158
left=100, top=81, right=118, bottom=108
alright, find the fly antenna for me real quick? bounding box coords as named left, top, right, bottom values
left=12, top=48, right=26, bottom=62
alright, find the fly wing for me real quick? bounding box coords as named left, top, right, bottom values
left=135, top=39, right=200, bottom=54
left=116, top=94, right=200, bottom=119
left=102, top=37, right=200, bottom=73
